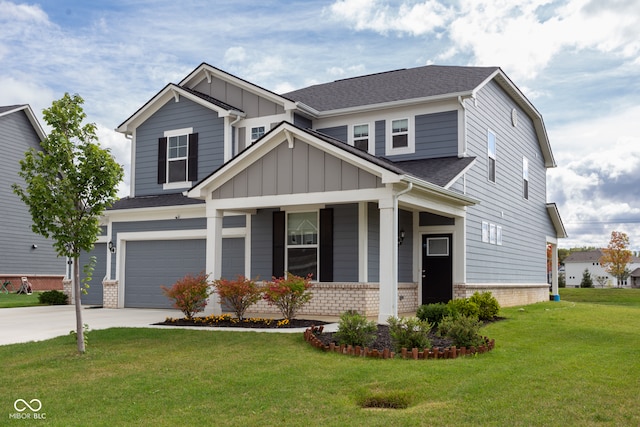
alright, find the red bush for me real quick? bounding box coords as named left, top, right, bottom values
left=161, top=272, right=211, bottom=320
left=212, top=275, right=262, bottom=320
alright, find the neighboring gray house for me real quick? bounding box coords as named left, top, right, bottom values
left=0, top=105, right=65, bottom=290
left=564, top=249, right=640, bottom=287
left=93, top=63, right=565, bottom=321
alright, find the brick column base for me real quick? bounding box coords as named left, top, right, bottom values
left=102, top=280, right=119, bottom=308
left=62, top=279, right=73, bottom=304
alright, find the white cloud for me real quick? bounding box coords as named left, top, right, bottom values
left=223, top=46, right=246, bottom=64
left=0, top=1, right=48, bottom=23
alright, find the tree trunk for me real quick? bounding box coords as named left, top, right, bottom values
left=74, top=255, right=86, bottom=353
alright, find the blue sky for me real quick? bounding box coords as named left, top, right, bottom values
left=1, top=0, right=639, bottom=250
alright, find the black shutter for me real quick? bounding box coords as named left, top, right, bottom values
left=272, top=211, right=285, bottom=278
left=188, top=133, right=198, bottom=181
left=319, top=208, right=333, bottom=282
left=157, top=137, right=167, bottom=184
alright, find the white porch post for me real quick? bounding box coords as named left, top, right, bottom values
left=378, top=196, right=397, bottom=323
left=550, top=241, right=559, bottom=300
left=206, top=207, right=223, bottom=315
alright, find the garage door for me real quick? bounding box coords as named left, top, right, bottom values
left=79, top=243, right=107, bottom=306
left=124, top=239, right=206, bottom=308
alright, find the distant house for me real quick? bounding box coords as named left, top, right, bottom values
left=87, top=63, right=565, bottom=321
left=564, top=249, right=640, bottom=287
left=0, top=105, right=65, bottom=290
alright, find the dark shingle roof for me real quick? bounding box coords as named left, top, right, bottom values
left=108, top=193, right=205, bottom=210
left=564, top=250, right=605, bottom=263
left=0, top=105, right=26, bottom=114
left=392, top=157, right=476, bottom=187
left=281, top=65, right=499, bottom=111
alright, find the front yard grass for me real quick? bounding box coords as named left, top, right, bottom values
left=0, top=291, right=42, bottom=308
left=2, top=290, right=639, bottom=426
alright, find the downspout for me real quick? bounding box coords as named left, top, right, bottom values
left=392, top=181, right=413, bottom=317
left=458, top=95, right=468, bottom=157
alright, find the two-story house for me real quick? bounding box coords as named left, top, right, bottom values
left=1, top=105, right=66, bottom=290
left=564, top=249, right=640, bottom=287
left=90, top=63, right=565, bottom=322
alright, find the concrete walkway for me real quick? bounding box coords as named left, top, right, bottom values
left=0, top=305, right=338, bottom=346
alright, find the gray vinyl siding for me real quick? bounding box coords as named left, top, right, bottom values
left=212, top=139, right=382, bottom=199
left=316, top=125, right=347, bottom=143
left=0, top=109, right=65, bottom=276
left=293, top=113, right=312, bottom=129
left=79, top=243, right=107, bottom=305
left=193, top=76, right=284, bottom=118
left=221, top=238, right=245, bottom=279
left=134, top=97, right=224, bottom=196
left=250, top=208, right=275, bottom=279
left=110, top=218, right=206, bottom=278
left=367, top=202, right=380, bottom=282
left=331, top=204, right=358, bottom=282
left=223, top=215, right=246, bottom=228
left=375, top=120, right=385, bottom=157
left=398, top=209, right=413, bottom=282
left=464, top=80, right=554, bottom=283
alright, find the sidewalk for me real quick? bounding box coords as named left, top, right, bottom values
left=0, top=305, right=338, bottom=346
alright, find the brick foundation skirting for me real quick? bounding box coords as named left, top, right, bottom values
left=453, top=283, right=549, bottom=307
left=1, top=275, right=64, bottom=292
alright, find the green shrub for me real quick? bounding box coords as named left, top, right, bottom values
left=469, top=291, right=500, bottom=321
left=447, top=298, right=480, bottom=319
left=263, top=273, right=313, bottom=320
left=387, top=316, right=432, bottom=352
left=438, top=315, right=484, bottom=348
left=356, top=390, right=413, bottom=409
left=38, top=290, right=68, bottom=305
left=161, top=272, right=211, bottom=320
left=334, top=310, right=378, bottom=347
left=212, top=275, right=262, bottom=320
left=416, top=302, right=451, bottom=325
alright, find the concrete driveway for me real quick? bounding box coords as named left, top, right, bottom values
left=0, top=305, right=338, bottom=346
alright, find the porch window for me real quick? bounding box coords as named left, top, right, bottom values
left=286, top=211, right=318, bottom=279
left=487, top=130, right=496, bottom=182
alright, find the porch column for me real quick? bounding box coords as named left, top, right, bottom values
left=206, top=208, right=223, bottom=315
left=550, top=241, right=559, bottom=300
left=378, top=197, right=397, bottom=323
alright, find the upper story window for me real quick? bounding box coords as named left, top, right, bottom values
left=158, top=127, right=198, bottom=188
left=487, top=130, right=496, bottom=182
left=349, top=123, right=375, bottom=155
left=385, top=117, right=414, bottom=156
left=251, top=126, right=265, bottom=142
left=522, top=157, right=529, bottom=199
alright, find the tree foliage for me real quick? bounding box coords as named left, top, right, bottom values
left=580, top=268, right=593, bottom=288
left=599, top=231, right=633, bottom=287
left=13, top=93, right=123, bottom=353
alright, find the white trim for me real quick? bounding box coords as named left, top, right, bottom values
left=129, top=130, right=136, bottom=197
left=163, top=181, right=192, bottom=190
left=164, top=127, right=193, bottom=137
left=385, top=117, right=414, bottom=156
left=349, top=122, right=375, bottom=155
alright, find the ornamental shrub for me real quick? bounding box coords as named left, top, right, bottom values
left=447, top=298, right=480, bottom=319
left=469, top=291, right=500, bottom=321
left=38, top=290, right=68, bottom=305
left=387, top=316, right=432, bottom=352
left=416, top=302, right=451, bottom=325
left=161, top=272, right=211, bottom=320
left=212, top=275, right=262, bottom=320
left=438, top=314, right=484, bottom=348
left=263, top=273, right=313, bottom=320
left=334, top=310, right=378, bottom=347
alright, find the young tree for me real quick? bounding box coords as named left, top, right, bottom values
left=580, top=268, right=593, bottom=288
left=13, top=93, right=123, bottom=353
left=600, top=231, right=633, bottom=288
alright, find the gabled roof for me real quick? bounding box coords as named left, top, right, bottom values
left=563, top=249, right=604, bottom=263
left=0, top=104, right=46, bottom=142
left=116, top=83, right=245, bottom=135
left=108, top=193, right=204, bottom=210
left=392, top=157, right=476, bottom=188
left=282, top=65, right=556, bottom=168
left=188, top=121, right=478, bottom=208
left=282, top=65, right=499, bottom=112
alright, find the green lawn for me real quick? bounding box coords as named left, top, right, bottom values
left=2, top=290, right=639, bottom=426
left=0, top=291, right=42, bottom=308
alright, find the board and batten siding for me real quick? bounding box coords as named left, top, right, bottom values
left=464, top=80, right=555, bottom=283
left=134, top=97, right=224, bottom=196
left=0, top=109, right=65, bottom=276
left=193, top=76, right=284, bottom=119
left=211, top=139, right=382, bottom=199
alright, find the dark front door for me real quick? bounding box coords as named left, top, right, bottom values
left=421, top=234, right=453, bottom=304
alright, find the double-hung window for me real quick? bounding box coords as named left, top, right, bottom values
left=352, top=124, right=369, bottom=152
left=286, top=211, right=318, bottom=279
left=522, top=157, right=529, bottom=199
left=392, top=119, right=409, bottom=148
left=158, top=128, right=198, bottom=187
left=487, top=130, right=496, bottom=182
left=251, top=126, right=265, bottom=142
